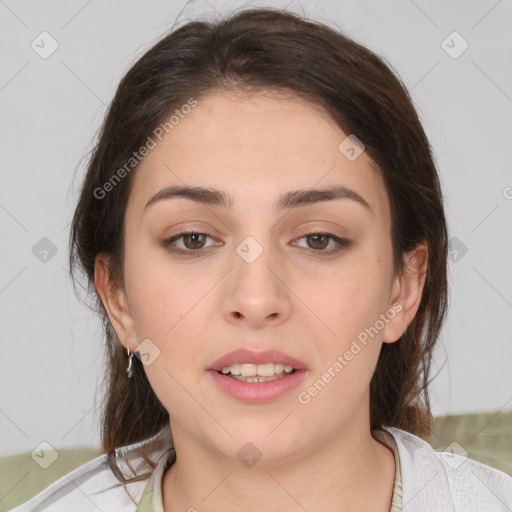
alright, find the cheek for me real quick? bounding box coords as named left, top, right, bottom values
left=123, top=241, right=207, bottom=349
left=297, top=274, right=388, bottom=427
left=123, top=247, right=213, bottom=414
left=317, top=252, right=392, bottom=344
left=305, top=244, right=393, bottom=398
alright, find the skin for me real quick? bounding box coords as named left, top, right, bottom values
left=95, top=88, right=428, bottom=511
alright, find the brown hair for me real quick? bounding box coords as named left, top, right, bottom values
left=69, top=6, right=448, bottom=485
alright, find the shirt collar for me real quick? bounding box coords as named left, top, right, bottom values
left=136, top=448, right=176, bottom=512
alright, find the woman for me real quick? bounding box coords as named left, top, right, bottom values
left=12, top=6, right=512, bottom=512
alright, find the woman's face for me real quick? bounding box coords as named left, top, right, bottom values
left=98, top=89, right=421, bottom=464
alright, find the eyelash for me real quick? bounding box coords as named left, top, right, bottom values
left=161, top=229, right=350, bottom=257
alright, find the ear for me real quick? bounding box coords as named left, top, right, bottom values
left=94, top=254, right=137, bottom=351
left=382, top=240, right=428, bottom=343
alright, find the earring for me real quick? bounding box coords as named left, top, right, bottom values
left=126, top=347, right=134, bottom=378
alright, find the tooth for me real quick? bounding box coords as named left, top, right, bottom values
left=232, top=374, right=283, bottom=383
left=240, top=364, right=258, bottom=377
left=218, top=362, right=296, bottom=376
left=257, top=363, right=275, bottom=377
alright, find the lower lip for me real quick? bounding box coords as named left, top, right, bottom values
left=208, top=369, right=308, bottom=403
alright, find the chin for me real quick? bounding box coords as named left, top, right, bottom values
left=213, top=421, right=307, bottom=466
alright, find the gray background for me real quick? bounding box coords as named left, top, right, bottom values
left=1, top=0, right=511, bottom=457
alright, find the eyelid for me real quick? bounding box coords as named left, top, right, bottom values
left=163, top=230, right=219, bottom=252
left=161, top=228, right=350, bottom=257
left=293, top=230, right=350, bottom=252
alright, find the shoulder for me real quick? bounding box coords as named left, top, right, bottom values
left=385, top=426, right=512, bottom=511
left=8, top=453, right=148, bottom=512
left=9, top=429, right=172, bottom=512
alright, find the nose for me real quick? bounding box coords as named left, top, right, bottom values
left=221, top=236, right=292, bottom=329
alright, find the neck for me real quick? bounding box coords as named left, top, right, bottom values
left=162, top=422, right=396, bottom=512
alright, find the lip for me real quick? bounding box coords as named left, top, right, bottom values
left=208, top=348, right=308, bottom=372
left=208, top=369, right=308, bottom=403
left=207, top=348, right=308, bottom=404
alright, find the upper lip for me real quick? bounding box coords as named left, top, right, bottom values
left=209, top=348, right=308, bottom=372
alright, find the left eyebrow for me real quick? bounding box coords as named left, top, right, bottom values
left=144, top=184, right=372, bottom=213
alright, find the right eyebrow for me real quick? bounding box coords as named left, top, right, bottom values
left=144, top=184, right=372, bottom=214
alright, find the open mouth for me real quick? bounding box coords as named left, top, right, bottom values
left=208, top=349, right=308, bottom=401
left=217, top=367, right=298, bottom=383
left=215, top=361, right=299, bottom=383
left=208, top=359, right=307, bottom=402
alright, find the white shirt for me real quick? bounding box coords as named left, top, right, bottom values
left=10, top=426, right=512, bottom=511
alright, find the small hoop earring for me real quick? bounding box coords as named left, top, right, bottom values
left=126, top=347, right=134, bottom=378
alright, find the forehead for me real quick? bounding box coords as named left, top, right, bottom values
left=128, top=89, right=390, bottom=223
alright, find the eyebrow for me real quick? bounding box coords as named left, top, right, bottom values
left=144, top=185, right=372, bottom=213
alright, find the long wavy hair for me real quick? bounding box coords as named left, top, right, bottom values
left=69, top=6, right=449, bottom=485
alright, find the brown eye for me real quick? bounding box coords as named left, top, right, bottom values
left=162, top=231, right=216, bottom=256
left=182, top=233, right=207, bottom=250
left=295, top=231, right=350, bottom=255
left=306, top=233, right=330, bottom=250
